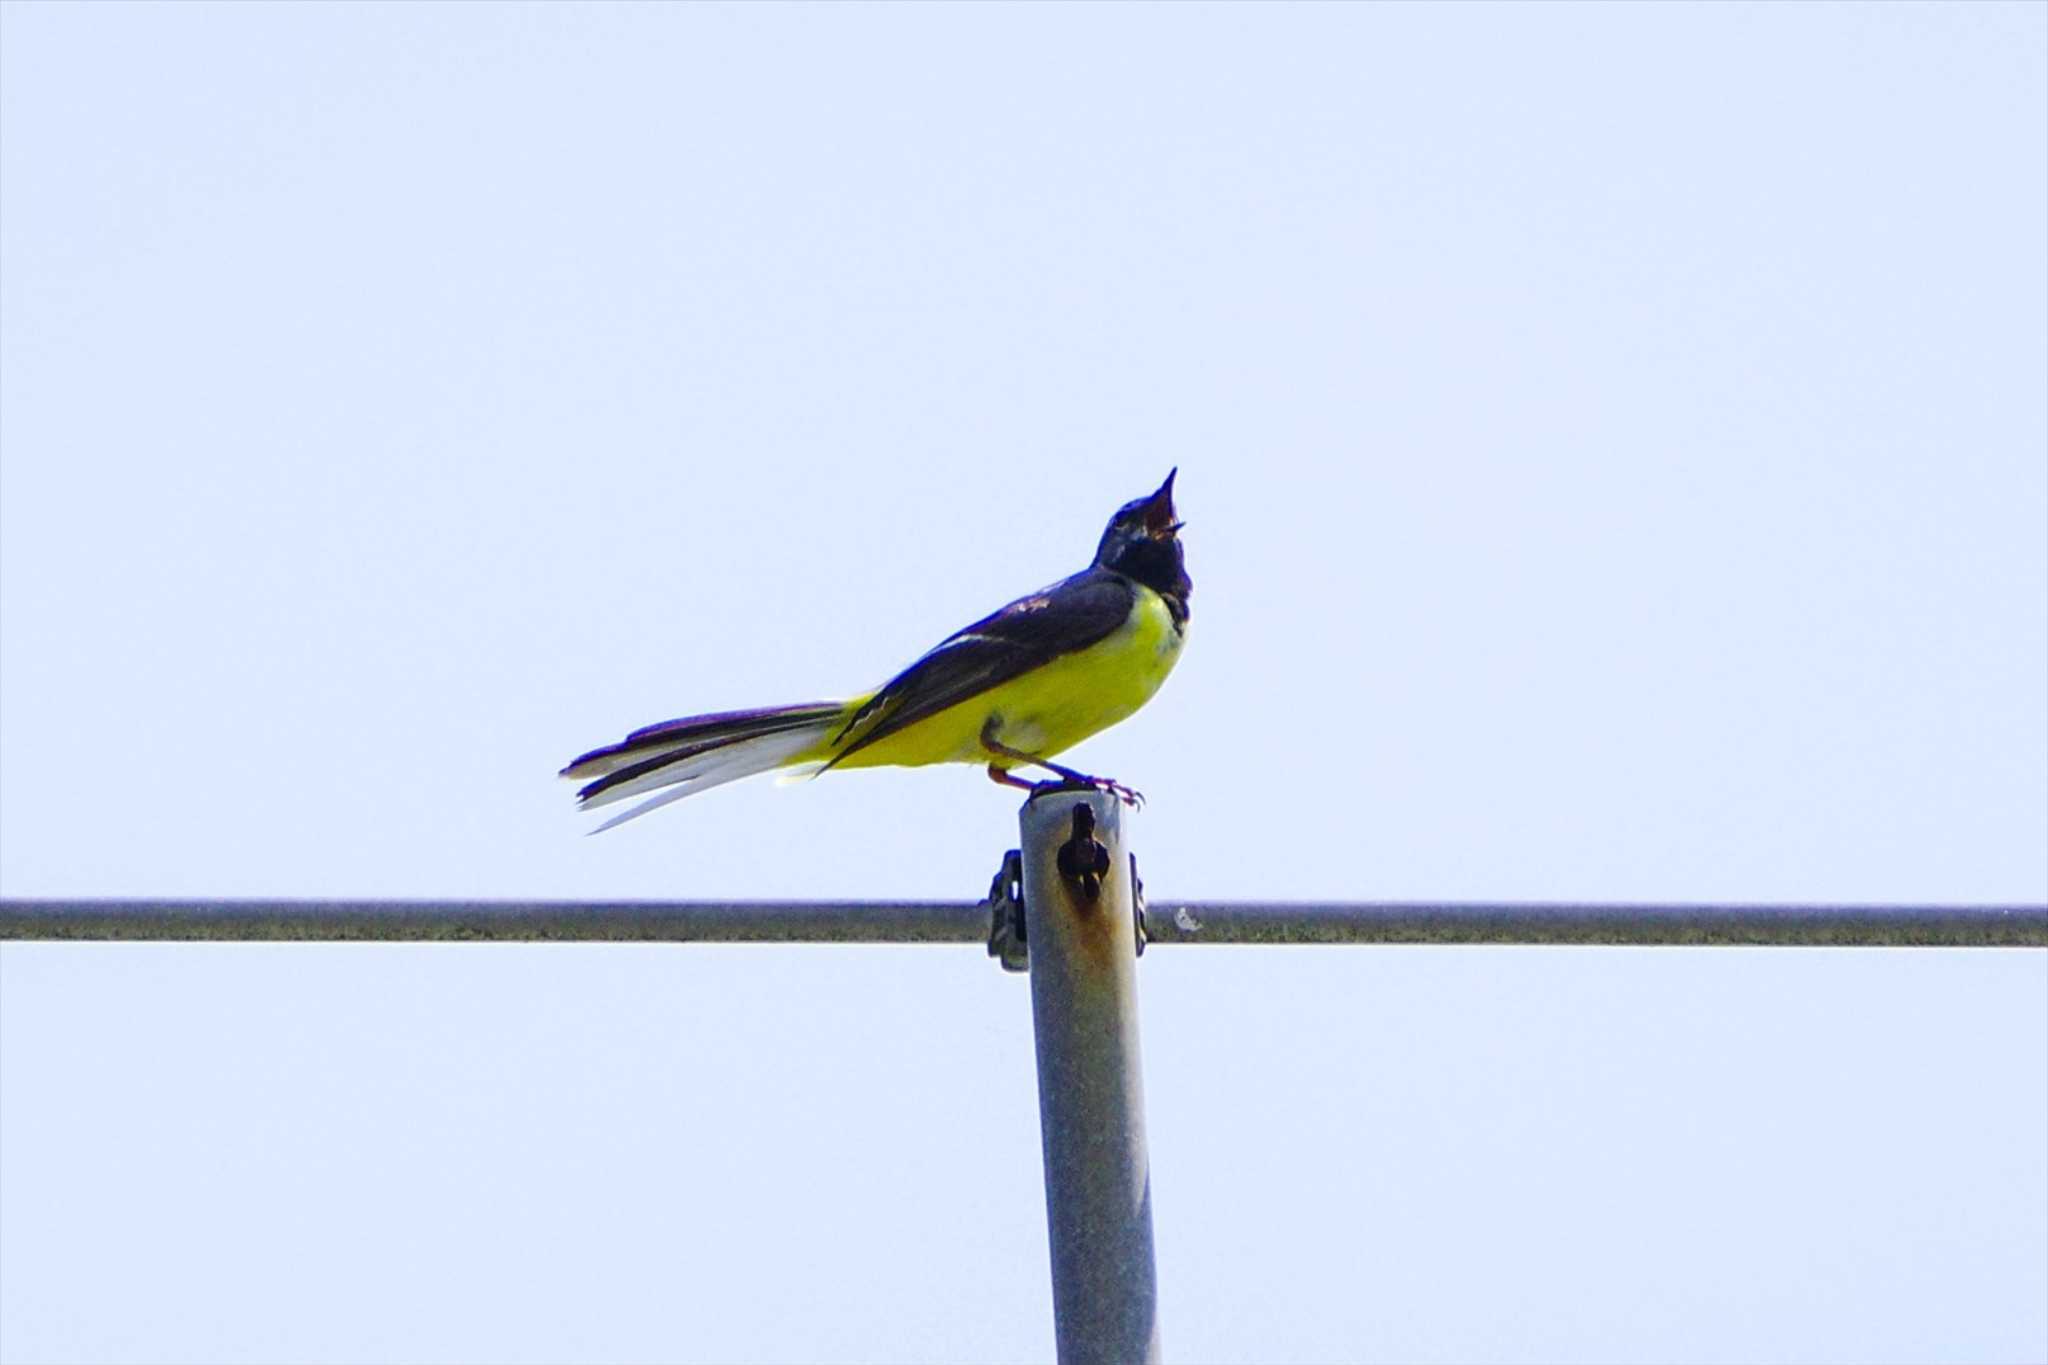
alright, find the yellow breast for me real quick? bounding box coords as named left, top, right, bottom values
left=829, top=586, right=1186, bottom=770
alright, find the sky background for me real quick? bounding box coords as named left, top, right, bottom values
left=2, top=3, right=2044, bottom=1363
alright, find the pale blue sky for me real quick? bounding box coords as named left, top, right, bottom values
left=2, top=3, right=2044, bottom=1363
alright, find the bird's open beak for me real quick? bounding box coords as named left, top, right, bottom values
left=1141, top=468, right=1182, bottom=537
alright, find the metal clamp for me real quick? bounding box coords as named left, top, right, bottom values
left=1056, top=803, right=1111, bottom=902
left=985, top=840, right=1148, bottom=970
left=1131, top=852, right=1148, bottom=957
left=985, top=849, right=1027, bottom=973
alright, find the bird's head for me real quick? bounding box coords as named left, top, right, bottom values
left=1094, top=469, right=1191, bottom=610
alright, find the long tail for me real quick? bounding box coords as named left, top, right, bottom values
left=560, top=701, right=849, bottom=833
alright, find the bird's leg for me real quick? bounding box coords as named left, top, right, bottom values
left=1030, top=756, right=1145, bottom=808
left=986, top=765, right=1037, bottom=793
left=979, top=720, right=1145, bottom=809
left=1031, top=756, right=1100, bottom=785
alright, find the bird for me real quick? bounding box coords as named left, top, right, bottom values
left=561, top=470, right=1192, bottom=832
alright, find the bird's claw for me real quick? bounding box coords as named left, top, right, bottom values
left=1032, top=774, right=1143, bottom=809
left=1097, top=778, right=1144, bottom=809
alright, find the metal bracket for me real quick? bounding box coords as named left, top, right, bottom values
left=1131, top=852, right=1148, bottom=958
left=985, top=849, right=1027, bottom=973
left=1056, top=803, right=1111, bottom=902
left=985, top=843, right=1148, bottom=970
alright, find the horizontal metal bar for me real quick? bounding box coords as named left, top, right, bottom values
left=0, top=900, right=987, bottom=944
left=0, top=900, right=2042, bottom=946
left=1141, top=902, right=2048, bottom=948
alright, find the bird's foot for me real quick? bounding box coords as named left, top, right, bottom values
left=1096, top=777, right=1145, bottom=810
left=1032, top=773, right=1144, bottom=810
left=986, top=733, right=1146, bottom=809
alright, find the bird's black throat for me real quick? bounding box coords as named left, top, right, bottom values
left=1101, top=537, right=1191, bottom=629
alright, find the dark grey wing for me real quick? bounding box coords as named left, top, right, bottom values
left=824, top=568, right=1136, bottom=768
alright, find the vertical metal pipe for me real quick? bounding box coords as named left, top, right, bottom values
left=1019, top=790, right=1162, bottom=1365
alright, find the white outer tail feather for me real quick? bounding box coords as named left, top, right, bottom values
left=581, top=723, right=836, bottom=833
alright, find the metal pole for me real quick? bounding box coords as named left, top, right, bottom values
left=1018, top=790, right=1161, bottom=1365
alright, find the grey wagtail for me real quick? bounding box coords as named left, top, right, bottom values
left=562, top=471, right=1190, bottom=831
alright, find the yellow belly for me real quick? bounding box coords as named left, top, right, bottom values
left=824, top=585, right=1185, bottom=770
